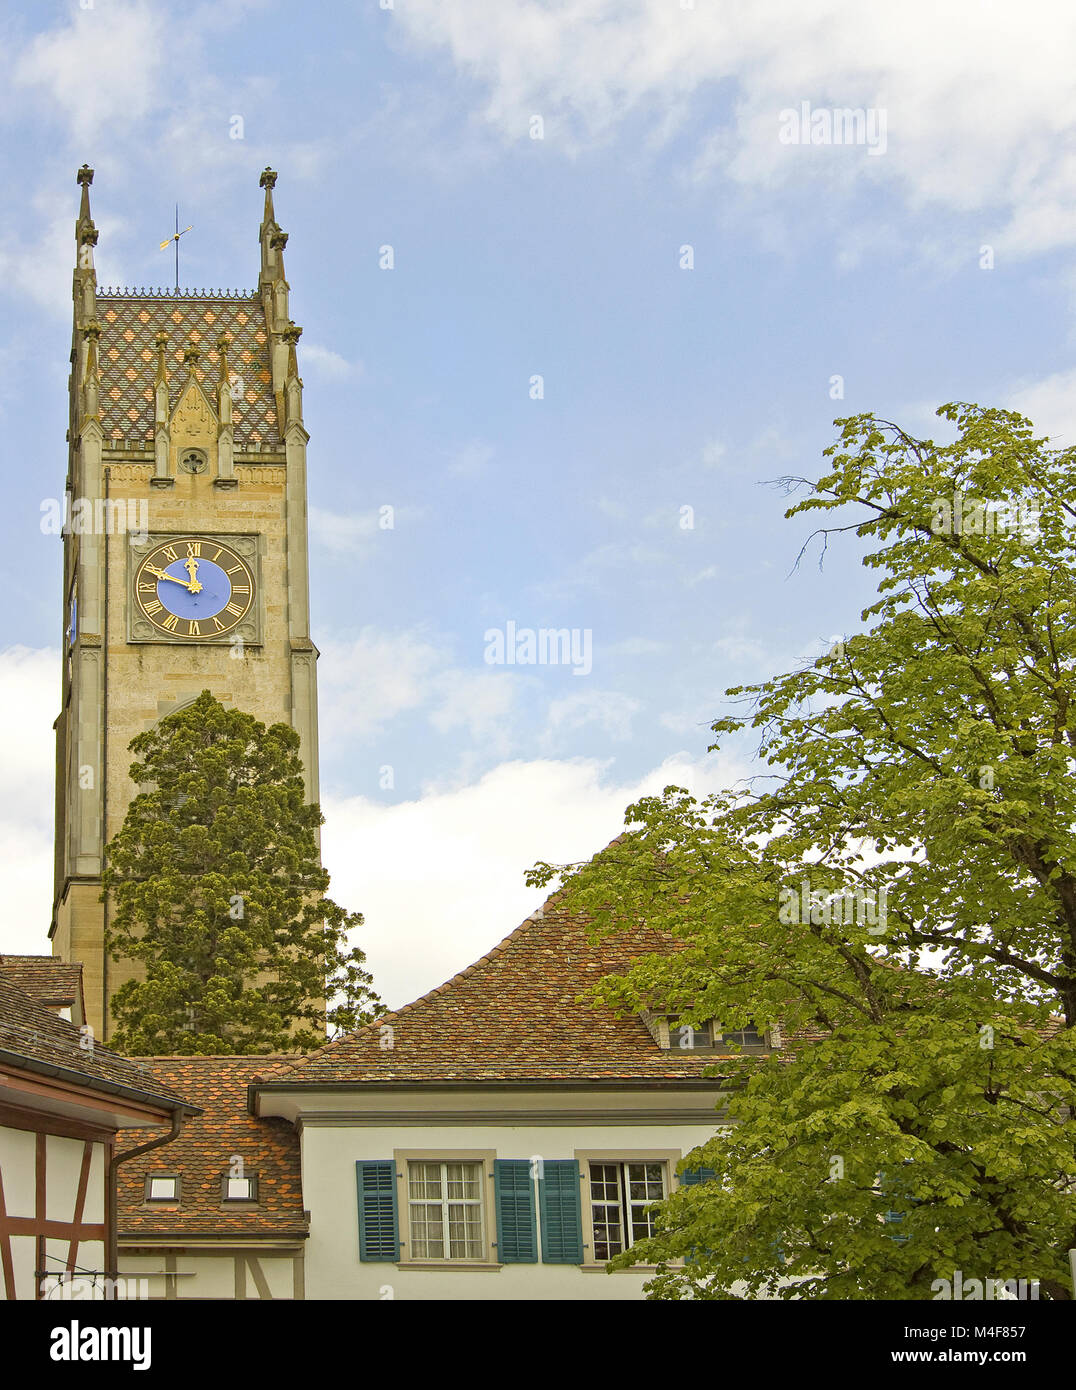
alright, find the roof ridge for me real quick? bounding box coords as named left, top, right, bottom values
left=266, top=892, right=574, bottom=1080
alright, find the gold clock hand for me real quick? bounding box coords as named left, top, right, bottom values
left=183, top=557, right=203, bottom=593
left=145, top=563, right=195, bottom=591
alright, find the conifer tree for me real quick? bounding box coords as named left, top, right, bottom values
left=104, top=690, right=379, bottom=1054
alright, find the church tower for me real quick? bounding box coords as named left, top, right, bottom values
left=51, top=166, right=321, bottom=1039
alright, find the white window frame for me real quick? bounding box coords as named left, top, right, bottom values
left=405, top=1159, right=486, bottom=1262
left=584, top=1158, right=670, bottom=1262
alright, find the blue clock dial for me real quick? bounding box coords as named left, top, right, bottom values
left=134, top=537, right=256, bottom=640
left=157, top=558, right=231, bottom=618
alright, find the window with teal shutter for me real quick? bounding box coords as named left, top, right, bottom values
left=878, top=1167, right=917, bottom=1245
left=356, top=1160, right=399, bottom=1261
left=538, top=1160, right=584, bottom=1264
left=494, top=1160, right=538, bottom=1263
left=679, top=1164, right=716, bottom=1265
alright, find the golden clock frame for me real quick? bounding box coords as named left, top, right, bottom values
left=126, top=533, right=263, bottom=646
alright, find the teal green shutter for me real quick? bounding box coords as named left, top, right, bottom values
left=879, top=1168, right=915, bottom=1244
left=494, top=1160, right=538, bottom=1263
left=680, top=1165, right=716, bottom=1265
left=356, top=1161, right=399, bottom=1261
left=538, top=1160, right=584, bottom=1264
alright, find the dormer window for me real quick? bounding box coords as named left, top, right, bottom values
left=664, top=1019, right=769, bottom=1051
left=145, top=1174, right=179, bottom=1202
left=222, top=1175, right=258, bottom=1202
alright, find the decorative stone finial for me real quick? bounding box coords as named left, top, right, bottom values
left=259, top=167, right=278, bottom=190
left=76, top=164, right=94, bottom=187
left=216, top=332, right=231, bottom=384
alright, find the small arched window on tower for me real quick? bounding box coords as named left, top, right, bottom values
left=179, top=448, right=208, bottom=475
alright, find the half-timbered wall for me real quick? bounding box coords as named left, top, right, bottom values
left=0, top=1107, right=108, bottom=1301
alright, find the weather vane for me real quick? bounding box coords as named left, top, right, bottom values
left=159, top=205, right=193, bottom=292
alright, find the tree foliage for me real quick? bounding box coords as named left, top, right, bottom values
left=104, top=691, right=380, bottom=1054
left=529, top=404, right=1076, bottom=1299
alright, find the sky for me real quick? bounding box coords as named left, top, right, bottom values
left=2, top=0, right=1075, bottom=1009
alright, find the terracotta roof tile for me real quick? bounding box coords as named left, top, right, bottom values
left=261, top=901, right=744, bottom=1086
left=117, top=1057, right=306, bottom=1238
left=0, top=954, right=83, bottom=1007
left=0, top=974, right=190, bottom=1111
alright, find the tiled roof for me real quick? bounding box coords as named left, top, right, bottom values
left=258, top=901, right=737, bottom=1086
left=0, top=954, right=82, bottom=1007
left=96, top=292, right=280, bottom=446
left=0, top=974, right=190, bottom=1111
left=117, top=1057, right=307, bottom=1238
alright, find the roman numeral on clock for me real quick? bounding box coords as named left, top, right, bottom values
left=161, top=614, right=179, bottom=632
left=225, top=601, right=244, bottom=617
left=162, top=545, right=178, bottom=561
left=186, top=541, right=201, bottom=557
left=144, top=599, right=162, bottom=615
left=211, top=617, right=225, bottom=632
left=188, top=620, right=201, bottom=636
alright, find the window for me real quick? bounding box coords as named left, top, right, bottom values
left=145, top=1174, right=179, bottom=1202
left=407, top=1161, right=484, bottom=1260
left=714, top=1024, right=765, bottom=1048
left=222, top=1175, right=258, bottom=1202
left=589, top=1162, right=667, bottom=1260
left=666, top=1019, right=767, bottom=1050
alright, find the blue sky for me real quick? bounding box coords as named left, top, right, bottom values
left=2, top=0, right=1075, bottom=1006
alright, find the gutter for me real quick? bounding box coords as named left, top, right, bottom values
left=107, top=1110, right=184, bottom=1296
left=0, top=1046, right=198, bottom=1118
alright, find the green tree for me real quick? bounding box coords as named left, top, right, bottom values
left=104, top=690, right=380, bottom=1054
left=530, top=404, right=1076, bottom=1299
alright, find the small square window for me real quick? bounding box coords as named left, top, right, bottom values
left=145, top=1174, right=179, bottom=1202
left=222, top=1175, right=258, bottom=1202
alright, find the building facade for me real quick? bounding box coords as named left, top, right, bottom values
left=0, top=973, right=193, bottom=1301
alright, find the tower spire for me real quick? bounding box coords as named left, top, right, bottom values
left=74, top=164, right=98, bottom=328
left=258, top=167, right=292, bottom=427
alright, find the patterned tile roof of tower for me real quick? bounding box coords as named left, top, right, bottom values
left=254, top=899, right=801, bottom=1087
left=116, top=1056, right=307, bottom=1237
left=95, top=291, right=280, bottom=447
left=0, top=973, right=192, bottom=1111
left=0, top=954, right=83, bottom=1009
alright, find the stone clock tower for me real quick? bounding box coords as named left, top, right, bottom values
left=51, top=166, right=321, bottom=1038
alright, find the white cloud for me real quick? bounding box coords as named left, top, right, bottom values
left=15, top=3, right=169, bottom=138
left=319, top=628, right=447, bottom=744
left=447, top=439, right=495, bottom=478
left=545, top=688, right=642, bottom=743
left=0, top=647, right=60, bottom=956
left=393, top=0, right=1076, bottom=254
left=1007, top=368, right=1076, bottom=447
left=428, top=668, right=521, bottom=751
left=322, top=750, right=743, bottom=1008
left=300, top=343, right=364, bottom=381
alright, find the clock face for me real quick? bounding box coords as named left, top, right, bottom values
left=133, top=537, right=255, bottom=639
